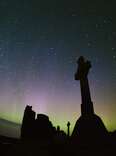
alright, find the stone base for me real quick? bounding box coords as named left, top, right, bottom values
left=72, top=114, right=108, bottom=145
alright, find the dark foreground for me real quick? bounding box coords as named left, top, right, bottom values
left=0, top=135, right=116, bottom=156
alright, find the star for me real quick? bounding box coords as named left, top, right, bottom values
left=113, top=55, right=116, bottom=60
left=95, top=24, right=99, bottom=28
left=103, top=20, right=107, bottom=24
left=0, top=53, right=4, bottom=57
left=50, top=47, right=54, bottom=50
left=31, top=56, right=35, bottom=61
left=71, top=14, right=77, bottom=17
left=87, top=42, right=91, bottom=47
left=112, top=48, right=115, bottom=51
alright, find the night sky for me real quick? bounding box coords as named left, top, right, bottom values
left=0, top=0, right=116, bottom=136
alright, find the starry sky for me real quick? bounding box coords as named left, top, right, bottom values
left=0, top=0, right=116, bottom=136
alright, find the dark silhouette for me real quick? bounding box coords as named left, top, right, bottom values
left=34, top=113, right=54, bottom=140
left=72, top=56, right=108, bottom=145
left=75, top=56, right=94, bottom=115
left=21, top=105, right=57, bottom=143
left=21, top=105, right=35, bottom=139
left=67, top=121, right=70, bottom=137
left=57, top=125, right=60, bottom=132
